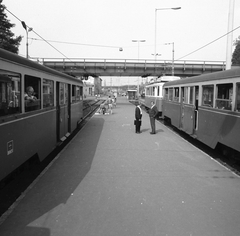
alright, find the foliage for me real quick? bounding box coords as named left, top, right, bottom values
left=232, top=36, right=240, bottom=66
left=0, top=0, right=22, bottom=54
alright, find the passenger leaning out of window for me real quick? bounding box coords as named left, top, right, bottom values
left=25, top=86, right=37, bottom=102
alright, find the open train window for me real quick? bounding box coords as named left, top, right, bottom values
left=236, top=83, right=240, bottom=112
left=43, top=79, right=54, bottom=108
left=0, top=71, right=21, bottom=117
left=215, top=83, right=233, bottom=110
left=202, top=85, right=214, bottom=107
left=24, top=75, right=41, bottom=112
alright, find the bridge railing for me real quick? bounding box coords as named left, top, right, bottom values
left=36, top=57, right=226, bottom=67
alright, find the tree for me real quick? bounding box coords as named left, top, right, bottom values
left=0, top=0, right=22, bottom=53
left=232, top=36, right=240, bottom=66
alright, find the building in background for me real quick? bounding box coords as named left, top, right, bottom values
left=94, top=77, right=102, bottom=96
left=82, top=76, right=102, bottom=97
left=83, top=81, right=94, bottom=97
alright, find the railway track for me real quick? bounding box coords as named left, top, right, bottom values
left=0, top=99, right=104, bottom=217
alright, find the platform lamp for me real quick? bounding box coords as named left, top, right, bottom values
left=132, top=39, right=146, bottom=97
left=21, top=21, right=33, bottom=59
left=154, top=7, right=181, bottom=61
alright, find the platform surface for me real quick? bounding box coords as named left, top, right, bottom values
left=0, top=97, right=240, bottom=236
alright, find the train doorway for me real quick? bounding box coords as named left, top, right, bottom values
left=180, top=86, right=196, bottom=135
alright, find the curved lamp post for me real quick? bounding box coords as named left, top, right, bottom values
left=21, top=21, right=33, bottom=59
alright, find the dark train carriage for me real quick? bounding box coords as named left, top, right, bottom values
left=162, top=68, right=240, bottom=159
left=0, top=48, right=83, bottom=182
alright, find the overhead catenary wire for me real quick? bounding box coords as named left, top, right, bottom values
left=28, top=38, right=122, bottom=49
left=176, top=25, right=240, bottom=60
left=4, top=6, right=240, bottom=61
left=4, top=7, right=73, bottom=62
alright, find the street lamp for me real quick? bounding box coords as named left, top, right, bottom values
left=154, top=7, right=181, bottom=61
left=21, top=21, right=33, bottom=59
left=132, top=39, right=146, bottom=97
left=164, top=42, right=175, bottom=76
left=132, top=40, right=146, bottom=59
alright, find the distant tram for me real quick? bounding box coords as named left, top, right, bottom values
left=162, top=68, right=240, bottom=160
left=127, top=89, right=137, bottom=100
left=144, top=76, right=181, bottom=117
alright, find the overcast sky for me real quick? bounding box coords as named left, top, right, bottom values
left=4, top=0, right=240, bottom=85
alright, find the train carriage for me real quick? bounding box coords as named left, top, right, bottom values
left=0, top=48, right=83, bottom=182
left=162, top=68, right=240, bottom=159
left=144, top=76, right=180, bottom=117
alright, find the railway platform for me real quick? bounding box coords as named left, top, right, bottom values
left=0, top=97, right=240, bottom=236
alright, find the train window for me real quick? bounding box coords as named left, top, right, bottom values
left=174, top=87, right=179, bottom=102
left=146, top=87, right=149, bottom=96
left=0, top=72, right=21, bottom=117
left=202, top=85, right=214, bottom=107
left=182, top=87, right=188, bottom=103
left=157, top=86, right=160, bottom=96
left=43, top=79, right=54, bottom=108
left=59, top=83, right=64, bottom=105
left=24, top=75, right=41, bottom=112
left=236, top=83, right=240, bottom=112
left=153, top=86, right=155, bottom=96
left=76, top=86, right=81, bottom=101
left=72, top=85, right=76, bottom=103
left=164, top=88, right=169, bottom=100
left=189, top=87, right=194, bottom=105
left=80, top=86, right=83, bottom=100
left=215, top=83, right=233, bottom=110
left=65, top=84, right=69, bottom=104
left=59, top=83, right=69, bottom=105
left=169, top=88, right=173, bottom=101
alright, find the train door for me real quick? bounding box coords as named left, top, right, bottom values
left=194, top=86, right=199, bottom=131
left=180, top=86, right=195, bottom=135
left=56, top=82, right=70, bottom=141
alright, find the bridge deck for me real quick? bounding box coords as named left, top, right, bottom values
left=42, top=58, right=226, bottom=77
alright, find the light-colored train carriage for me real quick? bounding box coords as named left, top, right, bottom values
left=144, top=76, right=180, bottom=117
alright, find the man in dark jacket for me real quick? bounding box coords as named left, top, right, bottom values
left=135, top=101, right=142, bottom=133
left=149, top=101, right=158, bottom=134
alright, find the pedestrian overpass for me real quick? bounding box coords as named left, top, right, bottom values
left=41, top=58, right=226, bottom=78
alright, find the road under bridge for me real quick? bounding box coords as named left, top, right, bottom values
left=41, top=58, right=226, bottom=78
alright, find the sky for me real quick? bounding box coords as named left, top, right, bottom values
left=4, top=0, right=240, bottom=85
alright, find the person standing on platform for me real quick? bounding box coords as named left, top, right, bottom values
left=149, top=101, right=158, bottom=134
left=135, top=101, right=142, bottom=134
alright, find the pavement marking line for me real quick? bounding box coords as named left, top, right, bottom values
left=0, top=115, right=93, bottom=226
